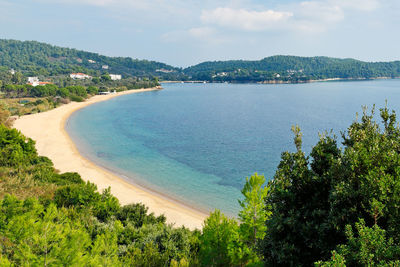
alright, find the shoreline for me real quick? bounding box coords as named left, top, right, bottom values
left=65, top=122, right=212, bottom=216
left=14, top=87, right=208, bottom=230
left=161, top=76, right=400, bottom=84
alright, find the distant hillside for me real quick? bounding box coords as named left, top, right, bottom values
left=183, top=56, right=400, bottom=82
left=0, top=39, right=184, bottom=79
left=1, top=39, right=400, bottom=83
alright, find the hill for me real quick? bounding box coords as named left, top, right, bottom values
left=0, top=39, right=184, bottom=80
left=1, top=39, right=400, bottom=83
left=183, top=55, right=400, bottom=82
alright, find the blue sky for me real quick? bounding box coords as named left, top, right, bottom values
left=0, top=0, right=399, bottom=67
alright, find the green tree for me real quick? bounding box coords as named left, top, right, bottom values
left=87, top=85, right=98, bottom=95
left=238, top=173, right=270, bottom=248
left=92, top=77, right=100, bottom=84
left=56, top=87, right=69, bottom=98
left=11, top=72, right=23, bottom=84
left=101, top=73, right=111, bottom=82
left=199, top=210, right=239, bottom=266
left=261, top=106, right=400, bottom=266
left=117, top=203, right=166, bottom=227
left=316, top=219, right=400, bottom=266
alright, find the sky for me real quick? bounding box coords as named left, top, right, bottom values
left=0, top=0, right=399, bottom=67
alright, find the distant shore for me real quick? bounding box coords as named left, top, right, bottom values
left=14, top=87, right=207, bottom=230
left=161, top=76, right=400, bottom=84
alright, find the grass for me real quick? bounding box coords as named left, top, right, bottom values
left=0, top=167, right=58, bottom=200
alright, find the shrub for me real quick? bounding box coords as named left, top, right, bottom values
left=69, top=94, right=84, bottom=102
left=117, top=203, right=166, bottom=227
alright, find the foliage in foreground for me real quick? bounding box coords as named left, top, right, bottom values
left=316, top=219, right=400, bottom=266
left=199, top=173, right=269, bottom=267
left=2, top=104, right=400, bottom=266
left=261, top=106, right=400, bottom=266
left=0, top=124, right=198, bottom=266
left=0, top=121, right=268, bottom=266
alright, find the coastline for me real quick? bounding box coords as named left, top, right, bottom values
left=161, top=76, right=399, bottom=85
left=13, top=87, right=207, bottom=230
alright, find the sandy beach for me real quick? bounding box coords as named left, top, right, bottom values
left=14, top=87, right=207, bottom=230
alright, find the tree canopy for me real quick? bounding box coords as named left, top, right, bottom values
left=261, top=105, right=400, bottom=266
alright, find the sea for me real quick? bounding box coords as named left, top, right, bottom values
left=66, top=79, right=400, bottom=216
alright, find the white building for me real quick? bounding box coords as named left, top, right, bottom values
left=156, top=68, right=174, bottom=73
left=70, top=73, right=92, bottom=79
left=110, top=74, right=122, bottom=81
left=88, top=59, right=96, bottom=63
left=102, top=65, right=109, bottom=70
left=28, top=81, right=52, bottom=87
left=28, top=77, right=39, bottom=83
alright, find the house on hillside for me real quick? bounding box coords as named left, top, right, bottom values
left=27, top=77, right=39, bottom=83
left=28, top=81, right=53, bottom=87
left=156, top=68, right=174, bottom=73
left=98, top=90, right=116, bottom=95
left=110, top=74, right=122, bottom=81
left=88, top=59, right=96, bottom=63
left=102, top=65, right=109, bottom=70
left=27, top=77, right=41, bottom=86
left=70, top=73, right=92, bottom=79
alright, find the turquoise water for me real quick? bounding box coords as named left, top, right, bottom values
left=66, top=80, right=400, bottom=216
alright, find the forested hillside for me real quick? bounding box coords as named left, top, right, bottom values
left=1, top=39, right=400, bottom=83
left=184, top=56, right=400, bottom=82
left=0, top=39, right=184, bottom=80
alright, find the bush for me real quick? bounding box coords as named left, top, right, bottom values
left=56, top=87, right=70, bottom=98
left=0, top=125, right=37, bottom=167
left=54, top=183, right=120, bottom=221
left=54, top=182, right=100, bottom=208
left=117, top=203, right=166, bottom=227
left=58, top=172, right=84, bottom=185
left=86, top=86, right=98, bottom=95
left=69, top=94, right=84, bottom=102
left=261, top=106, right=400, bottom=266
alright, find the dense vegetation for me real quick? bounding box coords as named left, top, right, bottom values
left=184, top=56, right=400, bottom=82
left=1, top=39, right=400, bottom=84
left=0, top=66, right=159, bottom=116
left=0, top=39, right=184, bottom=80
left=260, top=108, right=400, bottom=266
left=0, top=124, right=201, bottom=266
left=1, top=104, right=400, bottom=266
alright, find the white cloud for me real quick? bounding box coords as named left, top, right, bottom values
left=188, top=27, right=216, bottom=38
left=162, top=27, right=228, bottom=45
left=36, top=0, right=192, bottom=17
left=297, top=1, right=344, bottom=23
left=201, top=7, right=293, bottom=31
left=38, top=0, right=148, bottom=8
left=198, top=0, right=382, bottom=35
left=332, top=0, right=380, bottom=11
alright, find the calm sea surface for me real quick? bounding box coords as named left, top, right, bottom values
left=66, top=80, right=400, bottom=216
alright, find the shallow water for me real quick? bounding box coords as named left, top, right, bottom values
left=66, top=79, right=400, bottom=216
